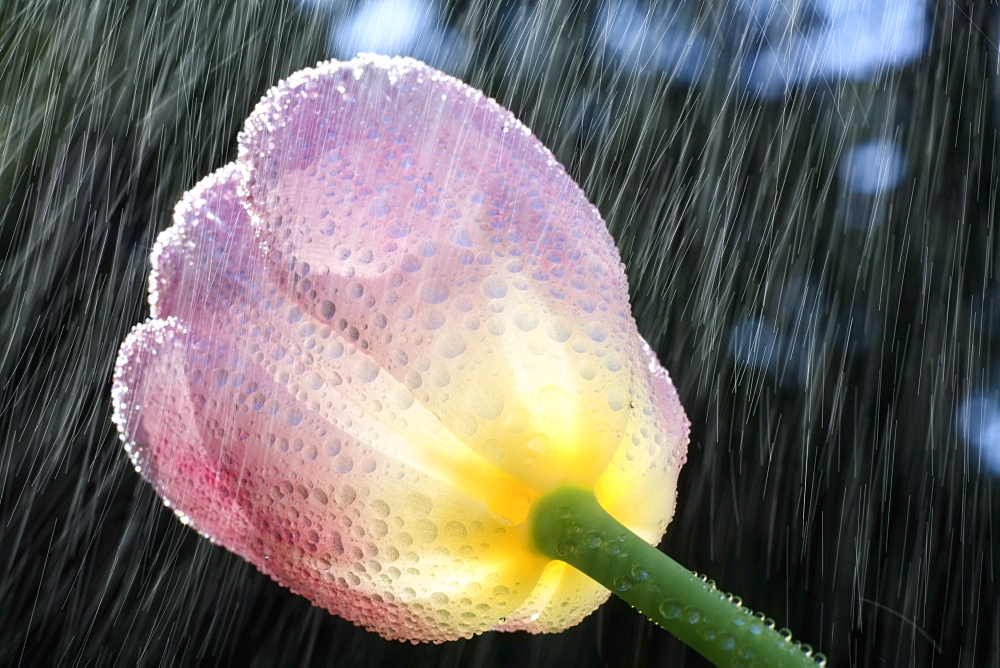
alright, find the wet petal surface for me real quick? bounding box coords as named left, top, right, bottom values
left=113, top=55, right=688, bottom=642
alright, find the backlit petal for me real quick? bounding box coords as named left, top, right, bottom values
left=113, top=55, right=689, bottom=643
left=238, top=55, right=648, bottom=492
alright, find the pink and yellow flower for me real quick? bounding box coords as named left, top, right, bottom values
left=112, top=55, right=688, bottom=642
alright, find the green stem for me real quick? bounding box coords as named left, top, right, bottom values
left=529, top=487, right=825, bottom=667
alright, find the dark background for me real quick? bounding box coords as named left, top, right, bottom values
left=1, top=1, right=998, bottom=665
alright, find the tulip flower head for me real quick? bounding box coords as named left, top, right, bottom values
left=112, top=55, right=689, bottom=643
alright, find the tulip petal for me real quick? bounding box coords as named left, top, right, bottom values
left=595, top=341, right=689, bottom=539
left=148, top=164, right=262, bottom=322
left=115, top=316, right=553, bottom=641
left=497, top=341, right=689, bottom=633
left=117, top=167, right=557, bottom=641
left=112, top=317, right=255, bottom=548
left=152, top=166, right=541, bottom=524
left=238, top=55, right=649, bottom=493
left=493, top=561, right=610, bottom=634
left=114, top=56, right=689, bottom=643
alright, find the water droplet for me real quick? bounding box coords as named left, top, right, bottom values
left=587, top=322, right=607, bottom=342
left=577, top=360, right=597, bottom=380
left=659, top=599, right=682, bottom=620
left=355, top=358, right=380, bottom=382
left=401, top=254, right=422, bottom=272
left=526, top=433, right=551, bottom=453
left=630, top=565, right=648, bottom=581
left=606, top=385, right=627, bottom=411
left=512, top=305, right=539, bottom=332
left=437, top=334, right=466, bottom=359
left=319, top=299, right=336, bottom=319
left=468, top=380, right=505, bottom=420
left=481, top=275, right=507, bottom=298
left=386, top=220, right=410, bottom=238
left=502, top=406, right=530, bottom=433
left=444, top=520, right=467, bottom=539
left=546, top=318, right=572, bottom=343
left=212, top=368, right=229, bottom=387
left=613, top=576, right=632, bottom=592
left=369, top=197, right=390, bottom=217
left=682, top=606, right=700, bottom=625
left=370, top=499, right=390, bottom=518
left=406, top=492, right=434, bottom=517
left=418, top=279, right=449, bottom=304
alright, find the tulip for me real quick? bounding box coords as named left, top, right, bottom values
left=113, top=55, right=821, bottom=664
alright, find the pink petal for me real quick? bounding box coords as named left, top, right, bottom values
left=150, top=165, right=541, bottom=514
left=115, top=316, right=552, bottom=641
left=237, top=55, right=650, bottom=491
left=113, top=318, right=254, bottom=549
left=147, top=165, right=261, bottom=321
left=114, top=55, right=690, bottom=642
left=117, top=166, right=554, bottom=641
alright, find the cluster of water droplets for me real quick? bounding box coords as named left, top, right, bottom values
left=549, top=503, right=826, bottom=667
left=655, top=574, right=828, bottom=667
left=236, top=56, right=689, bottom=496
left=112, top=56, right=691, bottom=642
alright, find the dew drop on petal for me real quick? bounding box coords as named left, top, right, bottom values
left=436, top=334, right=466, bottom=359
left=112, top=54, right=689, bottom=645
left=481, top=275, right=507, bottom=299
left=370, top=197, right=391, bottom=218
left=418, top=279, right=449, bottom=305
